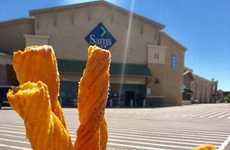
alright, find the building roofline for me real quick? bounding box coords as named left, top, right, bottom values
left=184, top=67, right=193, bottom=72
left=160, top=31, right=187, bottom=51
left=193, top=73, right=213, bottom=82
left=29, top=0, right=165, bottom=29
left=0, top=17, right=34, bottom=27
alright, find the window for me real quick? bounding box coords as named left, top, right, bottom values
left=70, top=11, right=75, bottom=24
left=36, top=20, right=40, bottom=30
left=140, top=24, right=144, bottom=35
left=171, top=54, right=177, bottom=71
left=53, top=14, right=57, bottom=26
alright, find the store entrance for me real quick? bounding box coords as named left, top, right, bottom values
left=125, top=91, right=135, bottom=107
left=109, top=84, right=146, bottom=108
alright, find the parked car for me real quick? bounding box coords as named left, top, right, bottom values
left=191, top=98, right=199, bottom=104
left=0, top=85, right=13, bottom=109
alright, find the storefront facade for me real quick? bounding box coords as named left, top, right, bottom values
left=183, top=68, right=218, bottom=103
left=0, top=1, right=186, bottom=107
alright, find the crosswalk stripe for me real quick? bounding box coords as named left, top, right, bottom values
left=107, top=132, right=221, bottom=145
left=108, top=110, right=230, bottom=120
left=198, top=112, right=221, bottom=118
left=0, top=134, right=192, bottom=150
left=0, top=126, right=223, bottom=150
left=0, top=137, right=29, bottom=145
left=0, top=126, right=223, bottom=147
left=19, top=128, right=230, bottom=140
left=71, top=133, right=220, bottom=148
left=184, top=111, right=215, bottom=118
left=109, top=128, right=227, bottom=140
left=206, top=112, right=229, bottom=119
left=94, top=119, right=230, bottom=133
left=108, top=142, right=167, bottom=150
left=0, top=144, right=31, bottom=150
left=109, top=135, right=204, bottom=147
left=0, top=124, right=227, bottom=141
left=0, top=126, right=226, bottom=143
left=0, top=133, right=26, bottom=139
left=0, top=129, right=24, bottom=135
left=108, top=130, right=225, bottom=143
left=0, top=128, right=222, bottom=147
left=109, top=138, right=195, bottom=150
left=2, top=105, right=230, bottom=150
left=0, top=136, right=218, bottom=150
left=2, top=124, right=229, bottom=137
left=218, top=113, right=230, bottom=119
left=108, top=127, right=230, bottom=137
left=4, top=110, right=230, bottom=122
left=0, top=134, right=193, bottom=150
left=189, top=111, right=211, bottom=117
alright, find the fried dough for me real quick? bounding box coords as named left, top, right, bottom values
left=7, top=81, right=73, bottom=150
left=75, top=46, right=111, bottom=150
left=12, top=45, right=67, bottom=128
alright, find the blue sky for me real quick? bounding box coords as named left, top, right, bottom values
left=0, top=0, right=229, bottom=90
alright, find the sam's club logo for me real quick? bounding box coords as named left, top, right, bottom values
left=85, top=23, right=116, bottom=49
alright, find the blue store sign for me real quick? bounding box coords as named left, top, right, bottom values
left=85, top=23, right=116, bottom=49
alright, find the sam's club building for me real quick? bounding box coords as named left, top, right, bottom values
left=0, top=1, right=186, bottom=107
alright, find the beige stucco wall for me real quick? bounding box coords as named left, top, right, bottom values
left=147, top=33, right=185, bottom=105
left=0, top=18, right=34, bottom=53
left=24, top=34, right=49, bottom=46
left=191, top=75, right=214, bottom=103
left=31, top=3, right=160, bottom=64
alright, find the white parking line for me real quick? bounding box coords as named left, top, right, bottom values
left=0, top=126, right=226, bottom=144
left=198, top=112, right=222, bottom=118
left=0, top=126, right=223, bottom=150
left=0, top=144, right=31, bottom=150
left=206, top=112, right=229, bottom=119
left=109, top=138, right=194, bottom=150
left=108, top=142, right=165, bottom=150
left=109, top=128, right=227, bottom=140
left=219, top=136, right=230, bottom=150
left=217, top=113, right=230, bottom=119
left=0, top=137, right=29, bottom=144
left=4, top=124, right=230, bottom=138
left=0, top=129, right=24, bottom=135
left=0, top=133, right=26, bottom=139
left=109, top=135, right=205, bottom=147
left=108, top=132, right=221, bottom=145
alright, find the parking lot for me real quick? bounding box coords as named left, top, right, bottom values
left=0, top=104, right=230, bottom=150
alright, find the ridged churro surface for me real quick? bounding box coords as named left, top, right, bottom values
left=12, top=45, right=67, bottom=128
left=7, top=81, right=73, bottom=150
left=75, top=46, right=111, bottom=150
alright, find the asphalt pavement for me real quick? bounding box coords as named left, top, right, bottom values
left=0, top=104, right=230, bottom=150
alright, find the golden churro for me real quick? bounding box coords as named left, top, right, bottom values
left=7, top=81, right=73, bottom=150
left=75, top=46, right=111, bottom=150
